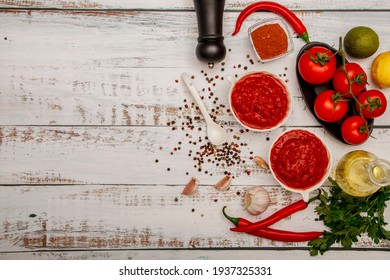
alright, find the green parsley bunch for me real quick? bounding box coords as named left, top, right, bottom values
left=309, top=177, right=390, bottom=256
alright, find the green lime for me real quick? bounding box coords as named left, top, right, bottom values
left=344, top=26, right=379, bottom=58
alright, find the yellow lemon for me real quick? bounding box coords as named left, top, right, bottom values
left=371, top=52, right=390, bottom=89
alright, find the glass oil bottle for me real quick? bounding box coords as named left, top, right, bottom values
left=335, top=150, right=390, bottom=197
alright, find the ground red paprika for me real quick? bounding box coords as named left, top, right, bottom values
left=250, top=23, right=288, bottom=60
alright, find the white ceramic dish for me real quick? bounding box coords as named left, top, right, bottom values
left=227, top=71, right=292, bottom=132
left=268, top=129, right=332, bottom=202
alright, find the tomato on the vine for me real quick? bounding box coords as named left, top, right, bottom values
left=298, top=46, right=337, bottom=85
left=341, top=116, right=370, bottom=145
left=332, top=62, right=367, bottom=98
left=314, top=89, right=349, bottom=122
left=356, top=89, right=387, bottom=119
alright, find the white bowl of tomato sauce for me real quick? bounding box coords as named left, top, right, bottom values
left=227, top=72, right=291, bottom=131
left=268, top=129, right=331, bottom=202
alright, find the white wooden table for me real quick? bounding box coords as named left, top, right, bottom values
left=0, top=0, right=389, bottom=260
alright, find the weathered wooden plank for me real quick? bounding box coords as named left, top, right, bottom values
left=1, top=126, right=390, bottom=185
left=0, top=66, right=388, bottom=126
left=1, top=0, right=389, bottom=10
left=0, top=67, right=356, bottom=127
left=0, top=10, right=389, bottom=126
left=0, top=184, right=389, bottom=252
left=1, top=10, right=389, bottom=69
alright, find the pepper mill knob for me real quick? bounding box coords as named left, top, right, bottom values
left=193, top=0, right=226, bottom=68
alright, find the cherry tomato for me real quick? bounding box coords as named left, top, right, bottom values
left=356, top=89, right=387, bottom=119
left=332, top=63, right=367, bottom=98
left=341, top=116, right=369, bottom=145
left=298, top=46, right=337, bottom=85
left=314, top=89, right=348, bottom=122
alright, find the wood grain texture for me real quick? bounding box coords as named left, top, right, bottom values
left=0, top=10, right=389, bottom=126
left=1, top=184, right=389, bottom=253
left=1, top=1, right=390, bottom=260
left=1, top=126, right=390, bottom=185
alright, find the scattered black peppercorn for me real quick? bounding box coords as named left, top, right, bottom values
left=157, top=59, right=262, bottom=176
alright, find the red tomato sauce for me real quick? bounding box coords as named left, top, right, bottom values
left=270, top=130, right=329, bottom=190
left=230, top=72, right=289, bottom=130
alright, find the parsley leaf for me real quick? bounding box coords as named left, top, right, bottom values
left=308, top=177, right=390, bottom=256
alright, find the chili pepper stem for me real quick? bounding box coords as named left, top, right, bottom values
left=301, top=32, right=310, bottom=44
left=222, top=206, right=240, bottom=227
left=308, top=189, right=322, bottom=204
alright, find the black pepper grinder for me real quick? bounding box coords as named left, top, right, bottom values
left=193, top=0, right=227, bottom=69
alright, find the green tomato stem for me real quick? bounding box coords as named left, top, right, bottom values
left=338, top=36, right=370, bottom=133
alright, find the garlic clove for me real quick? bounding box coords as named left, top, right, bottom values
left=244, top=186, right=271, bottom=215
left=214, top=175, right=231, bottom=191
left=182, top=177, right=198, bottom=195
left=254, top=156, right=270, bottom=170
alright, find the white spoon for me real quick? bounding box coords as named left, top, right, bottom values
left=181, top=72, right=227, bottom=146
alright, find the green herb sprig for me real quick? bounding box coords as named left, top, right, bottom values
left=309, top=177, right=390, bottom=256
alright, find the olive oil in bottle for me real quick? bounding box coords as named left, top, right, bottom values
left=335, top=150, right=390, bottom=197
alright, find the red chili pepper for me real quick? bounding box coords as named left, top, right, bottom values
left=248, top=228, right=323, bottom=242
left=228, top=199, right=309, bottom=233
left=222, top=206, right=323, bottom=242
left=232, top=1, right=310, bottom=43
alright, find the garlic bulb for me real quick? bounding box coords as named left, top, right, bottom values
left=244, top=186, right=271, bottom=215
